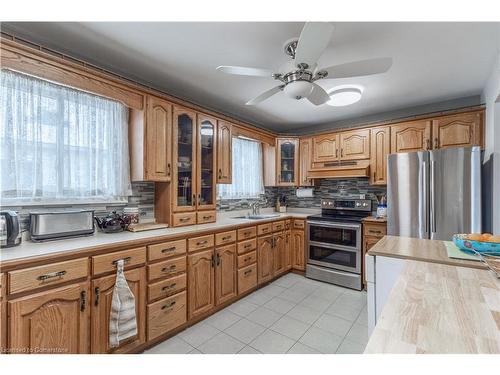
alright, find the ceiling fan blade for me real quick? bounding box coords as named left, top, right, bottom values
left=294, top=22, right=334, bottom=70
left=216, top=65, right=273, bottom=77
left=246, top=86, right=284, bottom=106
left=321, top=57, right=393, bottom=79
left=307, top=83, right=330, bottom=106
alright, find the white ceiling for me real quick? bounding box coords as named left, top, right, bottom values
left=3, top=22, right=499, bottom=132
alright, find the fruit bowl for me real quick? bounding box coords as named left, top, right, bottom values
left=452, top=234, right=500, bottom=256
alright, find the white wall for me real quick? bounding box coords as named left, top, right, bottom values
left=481, top=31, right=500, bottom=233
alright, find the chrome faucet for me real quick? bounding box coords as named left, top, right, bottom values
left=250, top=201, right=260, bottom=216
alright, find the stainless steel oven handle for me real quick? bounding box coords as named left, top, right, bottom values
left=308, top=240, right=361, bottom=252
left=307, top=221, right=361, bottom=230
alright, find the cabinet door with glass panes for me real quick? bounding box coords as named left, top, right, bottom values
left=276, top=138, right=299, bottom=186
left=172, top=106, right=197, bottom=212
left=196, top=115, right=217, bottom=210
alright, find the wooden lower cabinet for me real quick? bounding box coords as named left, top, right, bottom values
left=1, top=273, right=6, bottom=353
left=91, top=267, right=146, bottom=353
left=285, top=230, right=292, bottom=270
left=8, top=282, right=90, bottom=354
left=273, top=232, right=286, bottom=276
left=215, top=244, right=237, bottom=305
left=257, top=235, right=274, bottom=285
left=362, top=220, right=387, bottom=288
left=292, top=229, right=305, bottom=271
left=238, top=264, right=257, bottom=295
left=187, top=249, right=215, bottom=320
left=147, top=291, right=187, bottom=341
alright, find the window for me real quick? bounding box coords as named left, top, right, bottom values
left=218, top=137, right=264, bottom=199
left=0, top=70, right=131, bottom=205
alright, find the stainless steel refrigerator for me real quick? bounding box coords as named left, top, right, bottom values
left=387, top=146, right=481, bottom=240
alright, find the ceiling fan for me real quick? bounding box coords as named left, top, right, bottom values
left=217, top=22, right=392, bottom=106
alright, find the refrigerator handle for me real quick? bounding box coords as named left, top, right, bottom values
left=422, top=160, right=428, bottom=236
left=430, top=160, right=436, bottom=234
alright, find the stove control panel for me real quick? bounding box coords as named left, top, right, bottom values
left=321, top=199, right=372, bottom=212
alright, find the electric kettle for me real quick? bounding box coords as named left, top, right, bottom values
left=0, top=211, right=22, bottom=248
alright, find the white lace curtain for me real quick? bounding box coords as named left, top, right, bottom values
left=0, top=70, right=131, bottom=204
left=218, top=137, right=264, bottom=199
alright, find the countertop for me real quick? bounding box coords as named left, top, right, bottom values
left=367, top=235, right=487, bottom=270
left=0, top=209, right=315, bottom=266
left=362, top=216, right=387, bottom=223
left=364, top=259, right=500, bottom=353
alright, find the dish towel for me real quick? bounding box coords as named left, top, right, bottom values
left=109, top=259, right=138, bottom=348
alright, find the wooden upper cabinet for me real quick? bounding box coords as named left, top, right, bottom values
left=8, top=282, right=90, bottom=354
left=299, top=138, right=313, bottom=186
left=188, top=249, right=214, bottom=320
left=215, top=244, right=237, bottom=306
left=196, top=114, right=217, bottom=211
left=263, top=143, right=277, bottom=187
left=216, top=120, right=232, bottom=184
left=146, top=95, right=172, bottom=182
left=312, top=133, right=340, bottom=163
left=390, top=120, right=432, bottom=153
left=276, top=138, right=299, bottom=186
left=91, top=267, right=146, bottom=354
left=370, top=126, right=390, bottom=185
left=257, top=236, right=274, bottom=285
left=173, top=106, right=197, bottom=213
left=339, top=129, right=370, bottom=160
left=432, top=112, right=483, bottom=149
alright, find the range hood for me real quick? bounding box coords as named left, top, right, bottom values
left=307, top=160, right=370, bottom=179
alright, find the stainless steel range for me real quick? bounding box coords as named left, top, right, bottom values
left=306, top=198, right=371, bottom=290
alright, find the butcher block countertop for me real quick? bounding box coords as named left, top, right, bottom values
left=364, top=259, right=500, bottom=353
left=367, top=235, right=487, bottom=270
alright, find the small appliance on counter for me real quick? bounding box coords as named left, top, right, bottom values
left=0, top=211, right=22, bottom=248
left=29, top=209, right=95, bottom=242
left=94, top=211, right=127, bottom=233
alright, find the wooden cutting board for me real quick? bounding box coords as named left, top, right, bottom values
left=127, top=223, right=169, bottom=232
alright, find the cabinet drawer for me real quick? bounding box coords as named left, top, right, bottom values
left=237, top=226, right=256, bottom=240
left=257, top=223, right=273, bottom=236
left=197, top=211, right=216, bottom=224
left=148, top=239, right=186, bottom=262
left=188, top=234, right=214, bottom=252
left=148, top=273, right=187, bottom=302
left=92, top=247, right=146, bottom=276
left=238, top=264, right=257, bottom=295
left=293, top=219, right=305, bottom=229
left=237, top=251, right=257, bottom=269
left=215, top=230, right=237, bottom=246
left=237, top=238, right=257, bottom=255
left=148, top=257, right=186, bottom=281
left=172, top=212, right=196, bottom=227
left=272, top=221, right=285, bottom=232
left=9, top=258, right=89, bottom=294
left=147, top=291, right=187, bottom=341
left=364, top=224, right=387, bottom=237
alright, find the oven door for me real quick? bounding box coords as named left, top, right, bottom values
left=307, top=221, right=361, bottom=273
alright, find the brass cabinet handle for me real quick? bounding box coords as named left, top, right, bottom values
left=218, top=168, right=222, bottom=179
left=180, top=217, right=190, bottom=222
left=112, top=257, right=132, bottom=266
left=192, top=194, right=196, bottom=206
left=161, top=265, right=177, bottom=273
left=162, top=283, right=177, bottom=291
left=222, top=236, right=231, bottom=241
left=94, top=287, right=100, bottom=306
left=161, top=246, right=177, bottom=253
left=262, top=228, right=268, bottom=232
left=80, top=291, right=87, bottom=312
left=161, top=301, right=176, bottom=310
left=244, top=244, right=252, bottom=249
left=203, top=215, right=212, bottom=220
left=216, top=253, right=221, bottom=266
left=434, top=137, right=439, bottom=149
left=244, top=269, right=252, bottom=276
left=198, top=193, right=201, bottom=205
left=37, top=270, right=67, bottom=281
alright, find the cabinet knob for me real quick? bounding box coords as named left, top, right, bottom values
left=94, top=287, right=100, bottom=306
left=80, top=291, right=87, bottom=312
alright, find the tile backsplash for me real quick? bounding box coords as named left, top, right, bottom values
left=216, top=178, right=386, bottom=214
left=6, top=182, right=155, bottom=232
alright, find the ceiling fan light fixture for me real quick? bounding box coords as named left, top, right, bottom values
left=327, top=85, right=363, bottom=107
left=283, top=80, right=313, bottom=100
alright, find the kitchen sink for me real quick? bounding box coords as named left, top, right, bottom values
left=232, top=213, right=281, bottom=220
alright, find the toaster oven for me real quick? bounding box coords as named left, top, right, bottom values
left=29, top=210, right=95, bottom=242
